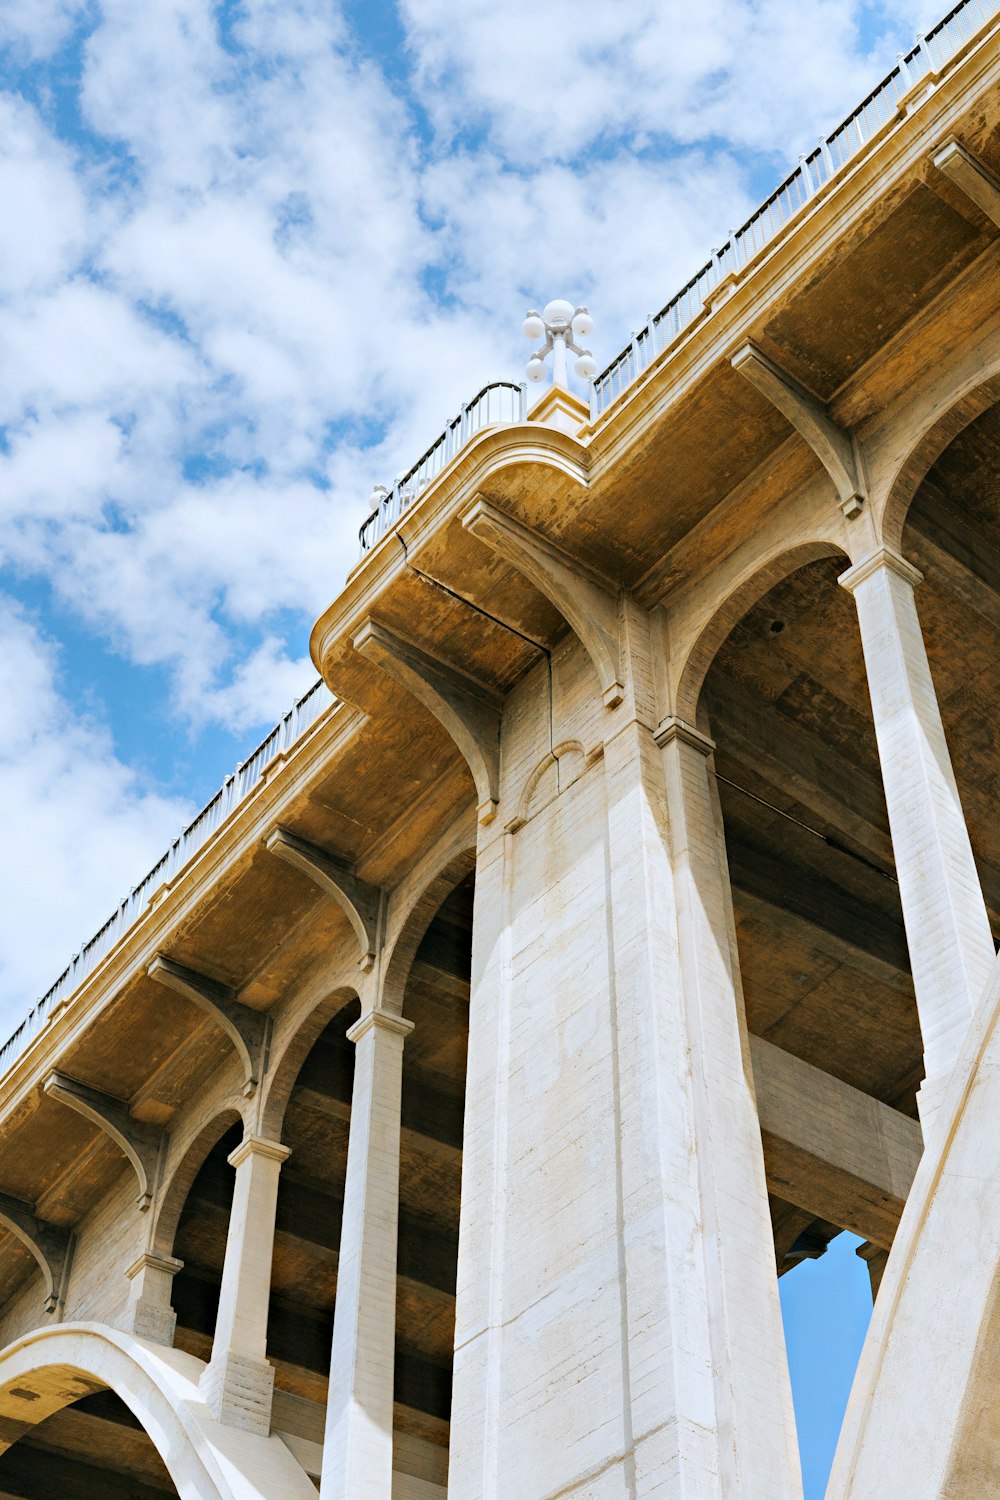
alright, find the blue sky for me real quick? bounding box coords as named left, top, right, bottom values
left=0, top=0, right=938, bottom=1487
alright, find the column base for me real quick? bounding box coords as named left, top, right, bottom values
left=200, top=1351, right=275, bottom=1434
left=916, top=1072, right=951, bottom=1144
left=129, top=1300, right=177, bottom=1347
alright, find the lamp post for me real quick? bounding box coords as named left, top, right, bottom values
left=523, top=300, right=597, bottom=389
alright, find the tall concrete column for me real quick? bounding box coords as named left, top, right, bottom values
left=321, top=1007, right=414, bottom=1500
left=200, top=1134, right=290, bottom=1433
left=840, top=547, right=994, bottom=1125
left=449, top=629, right=801, bottom=1498
left=654, top=715, right=802, bottom=1493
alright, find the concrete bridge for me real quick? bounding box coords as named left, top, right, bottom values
left=0, top=6, right=999, bottom=1495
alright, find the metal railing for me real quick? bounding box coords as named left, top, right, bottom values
left=0, top=677, right=333, bottom=1080
left=590, top=0, right=997, bottom=419
left=359, top=381, right=527, bottom=554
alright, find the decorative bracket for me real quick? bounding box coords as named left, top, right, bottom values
left=42, top=1073, right=164, bottom=1212
left=264, top=827, right=381, bottom=972
left=0, top=1194, right=73, bottom=1313
left=147, top=955, right=268, bottom=1097
left=732, top=342, right=865, bottom=517
left=462, top=497, right=625, bottom=708
left=932, top=139, right=1000, bottom=228
left=353, top=618, right=502, bottom=825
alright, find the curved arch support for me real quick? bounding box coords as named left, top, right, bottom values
left=147, top=956, right=268, bottom=1098
left=0, top=1196, right=72, bottom=1315
left=353, top=618, right=502, bottom=825
left=732, top=342, right=864, bottom=514
left=462, top=498, right=625, bottom=707
left=0, top=1323, right=315, bottom=1498
left=378, top=836, right=476, bottom=1018
left=42, top=1074, right=163, bottom=1212
left=264, top=827, right=380, bottom=971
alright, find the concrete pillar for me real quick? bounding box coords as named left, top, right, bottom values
left=321, top=1007, right=414, bottom=1500
left=449, top=629, right=801, bottom=1498
left=200, top=1134, right=290, bottom=1434
left=840, top=546, right=994, bottom=1127
left=654, top=715, right=802, bottom=1495
left=125, top=1251, right=182, bottom=1346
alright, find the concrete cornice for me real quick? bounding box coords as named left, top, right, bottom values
left=315, top=424, right=591, bottom=678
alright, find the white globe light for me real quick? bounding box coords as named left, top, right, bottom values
left=575, top=353, right=597, bottom=380
left=526, top=356, right=547, bottom=383
left=571, top=308, right=593, bottom=339
left=542, top=298, right=575, bottom=328
left=522, top=311, right=545, bottom=340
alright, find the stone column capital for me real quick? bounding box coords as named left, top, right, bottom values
left=838, top=545, right=923, bottom=594
left=347, top=1008, right=415, bottom=1045
left=227, top=1135, right=291, bottom=1170
left=653, top=717, right=716, bottom=756
left=125, top=1252, right=183, bottom=1281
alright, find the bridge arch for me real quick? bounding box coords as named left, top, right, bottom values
left=0, top=1322, right=314, bottom=1498
left=673, top=538, right=848, bottom=723
left=880, top=365, right=1000, bottom=553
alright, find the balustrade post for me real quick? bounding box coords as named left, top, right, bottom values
left=321, top=1007, right=414, bottom=1500
left=840, top=547, right=995, bottom=1130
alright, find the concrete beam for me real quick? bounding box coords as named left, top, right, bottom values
left=294, top=1085, right=462, bottom=1170
left=42, top=1073, right=164, bottom=1212
left=147, top=955, right=268, bottom=1097
left=932, top=139, right=1000, bottom=228
left=751, top=1035, right=923, bottom=1248
left=264, top=827, right=381, bottom=972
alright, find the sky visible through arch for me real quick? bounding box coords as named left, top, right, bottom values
left=0, top=0, right=941, bottom=1487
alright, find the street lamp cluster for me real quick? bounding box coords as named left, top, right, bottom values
left=523, top=299, right=596, bottom=387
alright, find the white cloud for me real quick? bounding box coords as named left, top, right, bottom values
left=0, top=94, right=88, bottom=295
left=0, top=603, right=192, bottom=1023
left=401, top=0, right=923, bottom=162
left=0, top=0, right=86, bottom=59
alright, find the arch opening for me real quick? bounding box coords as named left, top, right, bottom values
left=247, top=873, right=473, bottom=1488
left=694, top=550, right=920, bottom=1494
left=0, top=1387, right=181, bottom=1498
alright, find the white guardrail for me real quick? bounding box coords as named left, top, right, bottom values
left=0, top=679, right=332, bottom=1078
left=2, top=0, right=994, bottom=1081
left=359, top=380, right=528, bottom=554
left=588, top=0, right=997, bottom=418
